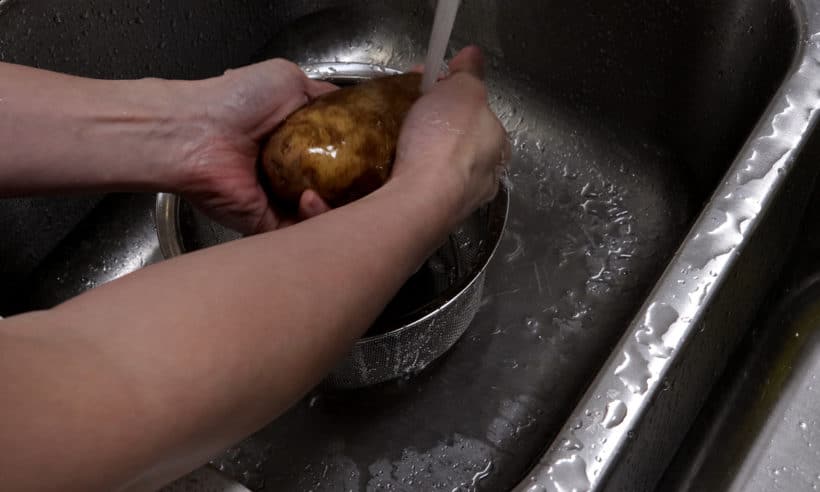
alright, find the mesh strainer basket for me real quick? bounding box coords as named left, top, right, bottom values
left=154, top=62, right=509, bottom=389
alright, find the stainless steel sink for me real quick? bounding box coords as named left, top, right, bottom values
left=659, top=185, right=820, bottom=492
left=2, top=1, right=819, bottom=491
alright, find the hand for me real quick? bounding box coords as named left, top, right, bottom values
left=392, top=46, right=509, bottom=225
left=175, top=59, right=336, bottom=234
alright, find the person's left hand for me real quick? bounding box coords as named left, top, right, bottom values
left=174, top=59, right=336, bottom=234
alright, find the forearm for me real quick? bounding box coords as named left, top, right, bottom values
left=0, top=62, right=194, bottom=195
left=0, top=176, right=454, bottom=491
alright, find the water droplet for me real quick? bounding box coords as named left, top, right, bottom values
left=614, top=343, right=651, bottom=394
left=635, top=302, right=678, bottom=358
left=681, top=209, right=742, bottom=269
left=602, top=400, right=627, bottom=428
left=560, top=437, right=584, bottom=451
left=548, top=455, right=590, bottom=492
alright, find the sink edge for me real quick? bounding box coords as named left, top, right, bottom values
left=514, top=1, right=820, bottom=490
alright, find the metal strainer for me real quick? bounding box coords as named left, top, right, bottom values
left=154, top=62, right=509, bottom=389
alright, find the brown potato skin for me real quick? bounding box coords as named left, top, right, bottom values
left=261, top=73, right=422, bottom=208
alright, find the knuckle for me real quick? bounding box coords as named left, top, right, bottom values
left=270, top=57, right=295, bottom=70
left=271, top=58, right=307, bottom=82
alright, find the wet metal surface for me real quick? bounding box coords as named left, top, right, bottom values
left=0, top=195, right=101, bottom=315
left=215, top=3, right=718, bottom=490
left=660, top=185, right=820, bottom=492
left=0, top=1, right=812, bottom=491
left=22, top=194, right=162, bottom=311
left=210, top=92, right=688, bottom=489
left=519, top=1, right=820, bottom=490
left=663, top=278, right=820, bottom=491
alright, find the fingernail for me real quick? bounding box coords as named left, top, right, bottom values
left=304, top=195, right=322, bottom=216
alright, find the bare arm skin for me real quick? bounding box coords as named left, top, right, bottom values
left=0, top=58, right=335, bottom=233
left=0, top=47, right=507, bottom=491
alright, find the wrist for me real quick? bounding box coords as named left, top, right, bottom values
left=93, top=77, right=210, bottom=193
left=0, top=63, right=211, bottom=196
left=388, top=160, right=468, bottom=228
left=380, top=169, right=464, bottom=236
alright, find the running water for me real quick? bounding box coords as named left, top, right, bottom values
left=421, top=0, right=461, bottom=93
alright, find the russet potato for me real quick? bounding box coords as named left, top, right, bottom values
left=261, top=73, right=422, bottom=208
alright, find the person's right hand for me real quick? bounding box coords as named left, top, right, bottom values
left=391, top=46, right=508, bottom=225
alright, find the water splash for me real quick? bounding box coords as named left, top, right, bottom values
left=467, top=460, right=493, bottom=489
left=366, top=435, right=495, bottom=491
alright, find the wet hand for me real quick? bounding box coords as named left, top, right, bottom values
left=175, top=59, right=336, bottom=234
left=392, top=46, right=509, bottom=226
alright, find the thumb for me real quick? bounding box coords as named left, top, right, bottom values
left=447, top=46, right=485, bottom=80
left=306, top=79, right=338, bottom=99
left=251, top=205, right=282, bottom=235
left=297, top=189, right=332, bottom=220
left=250, top=186, right=283, bottom=234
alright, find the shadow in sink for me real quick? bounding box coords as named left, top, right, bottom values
left=0, top=195, right=101, bottom=315
left=661, top=277, right=820, bottom=491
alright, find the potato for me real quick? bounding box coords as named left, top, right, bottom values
left=261, top=73, right=422, bottom=208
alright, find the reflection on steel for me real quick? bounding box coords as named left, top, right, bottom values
left=516, top=1, right=820, bottom=490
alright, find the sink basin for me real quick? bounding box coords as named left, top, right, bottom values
left=659, top=183, right=820, bottom=492
left=2, top=0, right=818, bottom=491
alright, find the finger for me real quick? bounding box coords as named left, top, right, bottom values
left=297, top=189, right=332, bottom=220
left=278, top=216, right=296, bottom=228
left=261, top=93, right=309, bottom=138
left=252, top=205, right=282, bottom=234
left=410, top=63, right=448, bottom=81
left=448, top=45, right=485, bottom=80
left=306, top=79, right=338, bottom=99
